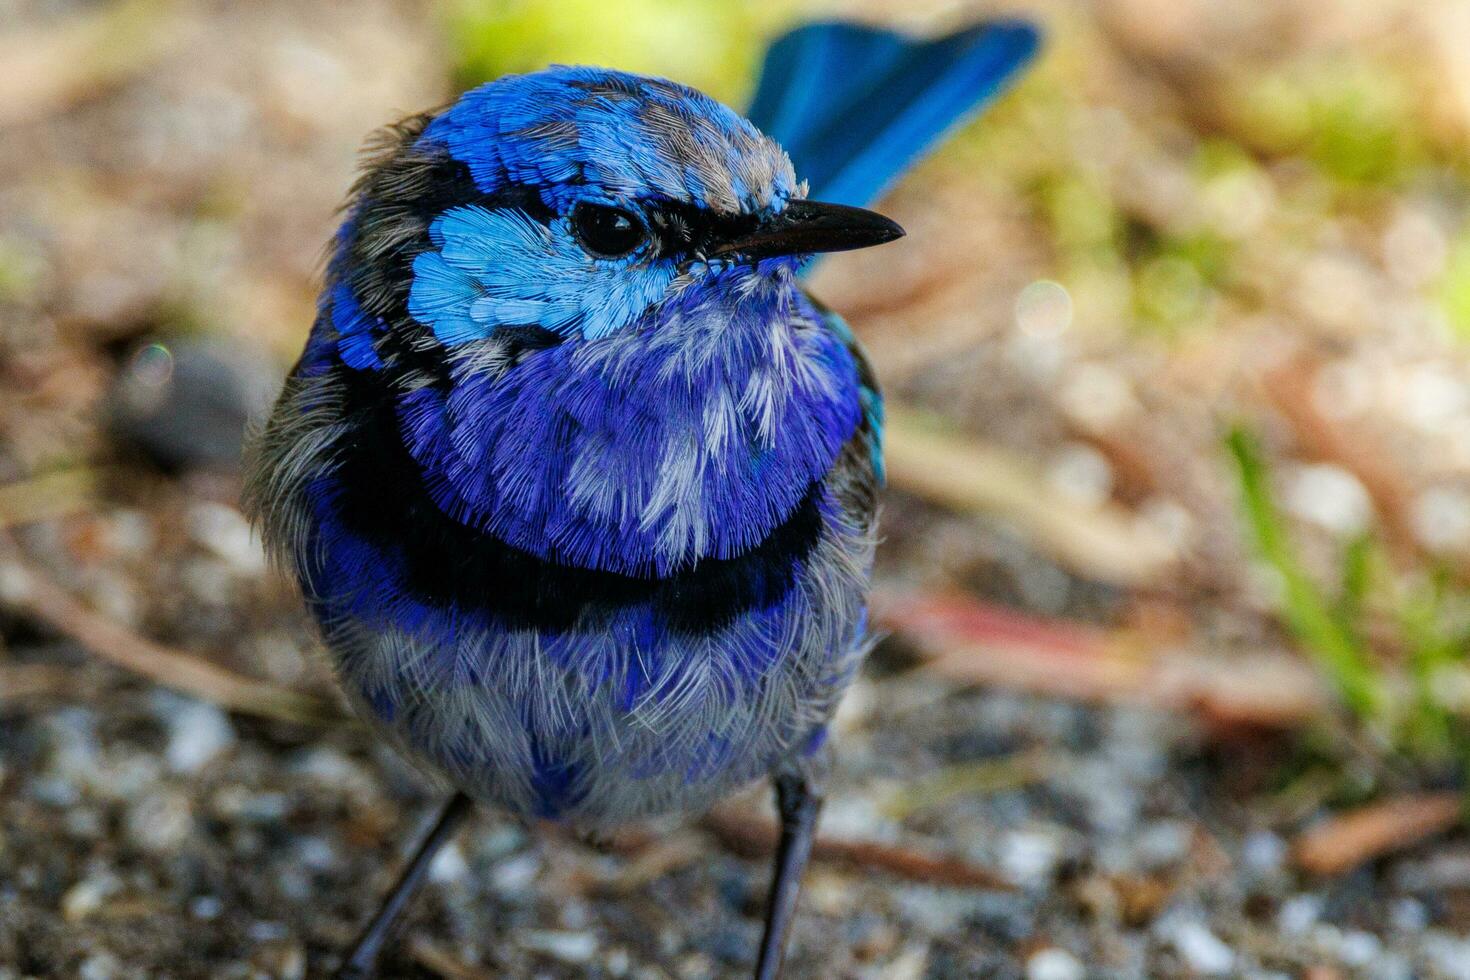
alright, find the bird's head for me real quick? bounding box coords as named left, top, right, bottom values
left=325, top=65, right=902, bottom=366
left=295, top=67, right=901, bottom=575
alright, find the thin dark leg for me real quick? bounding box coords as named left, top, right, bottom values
left=333, top=792, right=474, bottom=980
left=752, top=772, right=823, bottom=980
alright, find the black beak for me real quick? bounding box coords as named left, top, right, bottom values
left=711, top=199, right=905, bottom=259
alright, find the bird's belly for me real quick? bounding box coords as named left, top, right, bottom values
left=328, top=534, right=870, bottom=828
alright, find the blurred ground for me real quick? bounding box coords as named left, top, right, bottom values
left=3, top=0, right=1470, bottom=978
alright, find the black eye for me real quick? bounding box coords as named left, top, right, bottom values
left=572, top=203, right=648, bottom=258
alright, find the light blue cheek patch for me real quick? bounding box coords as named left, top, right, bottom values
left=407, top=206, right=675, bottom=343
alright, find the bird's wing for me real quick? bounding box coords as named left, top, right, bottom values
left=805, top=291, right=884, bottom=493
left=746, top=19, right=1040, bottom=209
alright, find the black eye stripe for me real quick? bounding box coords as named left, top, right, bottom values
left=645, top=201, right=760, bottom=260
left=572, top=203, right=648, bottom=258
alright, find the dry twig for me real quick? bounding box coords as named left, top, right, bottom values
left=882, top=403, right=1177, bottom=588
left=1293, top=793, right=1463, bottom=876
left=875, top=588, right=1328, bottom=728
left=701, top=805, right=1014, bottom=890
left=0, top=549, right=345, bottom=726
left=408, top=937, right=498, bottom=980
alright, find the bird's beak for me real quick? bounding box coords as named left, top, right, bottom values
left=711, top=200, right=905, bottom=259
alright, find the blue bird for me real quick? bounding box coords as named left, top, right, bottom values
left=244, top=18, right=1037, bottom=979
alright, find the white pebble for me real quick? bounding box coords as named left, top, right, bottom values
left=61, top=872, right=121, bottom=921
left=884, top=944, right=931, bottom=980
left=1338, top=929, right=1381, bottom=967
left=999, top=828, right=1063, bottom=886
left=1390, top=896, right=1427, bottom=932
left=1135, top=819, right=1193, bottom=870
left=125, top=791, right=193, bottom=853
left=1163, top=919, right=1235, bottom=976
left=186, top=501, right=267, bottom=573
left=1283, top=463, right=1372, bottom=535
left=164, top=700, right=236, bottom=773
left=1371, top=951, right=1414, bottom=980
left=428, top=841, right=469, bottom=884
left=295, top=836, right=338, bottom=871
left=519, top=929, right=599, bottom=965
left=1027, top=947, right=1085, bottom=980
left=1240, top=830, right=1287, bottom=874
left=1046, top=442, right=1114, bottom=508
left=1278, top=893, right=1322, bottom=936
left=1413, top=486, right=1470, bottom=552
left=190, top=895, right=223, bottom=920
left=1424, top=932, right=1470, bottom=980
left=78, top=953, right=121, bottom=980
left=491, top=852, right=540, bottom=895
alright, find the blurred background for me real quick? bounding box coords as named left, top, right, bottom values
left=3, top=0, right=1470, bottom=977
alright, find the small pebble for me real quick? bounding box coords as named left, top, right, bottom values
left=290, top=747, right=377, bottom=797
left=61, top=872, right=122, bottom=921
left=491, top=852, right=541, bottom=896
left=1161, top=918, right=1235, bottom=976
left=676, top=952, right=715, bottom=979
left=190, top=895, right=223, bottom=920
left=1283, top=463, right=1372, bottom=534
left=1423, top=932, right=1470, bottom=980
left=1279, top=893, right=1323, bottom=936
left=1241, top=831, right=1287, bottom=874
left=253, top=941, right=307, bottom=980
left=62, top=807, right=104, bottom=840
left=429, top=840, right=469, bottom=883
left=77, top=953, right=120, bottom=980
left=186, top=501, right=267, bottom=574
left=885, top=944, right=931, bottom=980
left=29, top=776, right=81, bottom=808
left=1027, top=947, right=1086, bottom=980
left=892, top=887, right=996, bottom=935
left=1000, top=828, right=1064, bottom=886
left=1134, top=819, right=1193, bottom=870
left=519, top=929, right=599, bottom=964
left=162, top=699, right=236, bottom=773
left=125, top=790, right=194, bottom=853
left=1389, top=897, right=1427, bottom=933
left=214, top=787, right=290, bottom=823
left=1370, top=951, right=1414, bottom=980
left=294, top=835, right=339, bottom=871
left=1338, top=930, right=1381, bottom=967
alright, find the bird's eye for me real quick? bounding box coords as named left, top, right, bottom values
left=571, top=203, right=648, bottom=258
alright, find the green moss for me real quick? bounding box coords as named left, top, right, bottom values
left=1439, top=229, right=1470, bottom=342
left=0, top=238, right=46, bottom=304
left=442, top=0, right=799, bottom=105
left=1230, top=58, right=1426, bottom=187
left=1039, top=173, right=1119, bottom=257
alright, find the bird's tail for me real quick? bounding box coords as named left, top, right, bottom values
left=745, top=19, right=1041, bottom=209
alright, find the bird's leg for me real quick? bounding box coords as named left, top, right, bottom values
left=752, top=771, right=823, bottom=980
left=333, top=792, right=474, bottom=980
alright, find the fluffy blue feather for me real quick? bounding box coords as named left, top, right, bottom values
left=746, top=20, right=1041, bottom=208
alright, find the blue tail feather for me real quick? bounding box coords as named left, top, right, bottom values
left=746, top=20, right=1041, bottom=209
